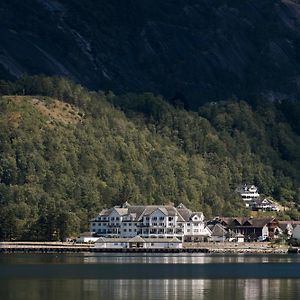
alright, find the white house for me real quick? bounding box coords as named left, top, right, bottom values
left=237, top=184, right=260, bottom=207
left=252, top=198, right=280, bottom=212
left=94, top=236, right=183, bottom=249
left=90, top=202, right=211, bottom=241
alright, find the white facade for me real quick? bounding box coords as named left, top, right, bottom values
left=94, top=236, right=183, bottom=249
left=237, top=184, right=260, bottom=208
left=292, top=225, right=300, bottom=240
left=90, top=203, right=210, bottom=241
left=239, top=184, right=260, bottom=205
left=76, top=232, right=99, bottom=243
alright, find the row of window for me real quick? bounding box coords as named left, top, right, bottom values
left=98, top=216, right=175, bottom=221
left=92, top=222, right=203, bottom=228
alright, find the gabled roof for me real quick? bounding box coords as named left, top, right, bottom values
left=96, top=203, right=204, bottom=222
left=210, top=224, right=228, bottom=237
left=128, top=236, right=145, bottom=243
left=95, top=237, right=106, bottom=243
left=168, top=237, right=182, bottom=243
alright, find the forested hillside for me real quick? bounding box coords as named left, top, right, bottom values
left=0, top=76, right=299, bottom=240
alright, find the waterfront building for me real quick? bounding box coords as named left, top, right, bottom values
left=208, top=217, right=279, bottom=241
left=76, top=232, right=100, bottom=243
left=90, top=202, right=211, bottom=241
left=94, top=236, right=183, bottom=249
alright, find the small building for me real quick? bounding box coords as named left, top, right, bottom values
left=277, top=221, right=295, bottom=238
left=207, top=223, right=227, bottom=242
left=94, top=236, right=183, bottom=249
left=209, top=217, right=279, bottom=241
left=292, top=225, right=300, bottom=240
left=207, top=223, right=244, bottom=243
left=76, top=232, right=99, bottom=243
left=252, top=198, right=280, bottom=212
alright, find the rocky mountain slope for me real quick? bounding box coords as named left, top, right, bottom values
left=1, top=0, right=300, bottom=107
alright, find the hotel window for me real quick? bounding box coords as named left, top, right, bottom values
left=116, top=217, right=120, bottom=221
left=159, top=217, right=164, bottom=220
left=187, top=229, right=191, bottom=232
left=111, top=217, right=115, bottom=221
left=92, top=223, right=96, bottom=226
left=194, top=229, right=198, bottom=233
left=153, top=217, right=157, bottom=220
left=168, top=217, right=173, bottom=221
left=146, top=217, right=150, bottom=220
left=129, top=229, right=132, bottom=232
left=129, top=223, right=132, bottom=226
left=187, top=223, right=191, bottom=226
left=124, top=229, right=127, bottom=232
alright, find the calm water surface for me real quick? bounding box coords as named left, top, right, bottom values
left=1, top=253, right=300, bottom=299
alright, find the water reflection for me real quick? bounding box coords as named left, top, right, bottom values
left=1, top=253, right=300, bottom=265
left=81, top=278, right=300, bottom=300
left=1, top=254, right=300, bottom=299
left=2, top=278, right=300, bottom=300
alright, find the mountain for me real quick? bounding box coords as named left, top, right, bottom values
left=0, top=76, right=299, bottom=240
left=1, top=0, right=300, bottom=107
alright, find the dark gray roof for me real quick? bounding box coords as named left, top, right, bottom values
left=96, top=203, right=199, bottom=222
left=210, top=224, right=228, bottom=237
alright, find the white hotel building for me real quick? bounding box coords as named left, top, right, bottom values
left=90, top=202, right=211, bottom=241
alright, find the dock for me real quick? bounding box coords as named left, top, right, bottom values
left=0, top=242, right=210, bottom=254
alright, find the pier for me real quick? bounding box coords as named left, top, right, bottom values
left=0, top=242, right=210, bottom=254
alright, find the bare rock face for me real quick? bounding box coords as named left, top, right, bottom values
left=1, top=0, right=300, bottom=107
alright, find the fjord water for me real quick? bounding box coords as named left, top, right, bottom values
left=1, top=254, right=300, bottom=300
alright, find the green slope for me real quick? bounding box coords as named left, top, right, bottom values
left=0, top=76, right=299, bottom=240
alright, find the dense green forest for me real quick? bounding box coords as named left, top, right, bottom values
left=0, top=76, right=299, bottom=241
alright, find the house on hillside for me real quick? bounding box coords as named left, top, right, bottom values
left=236, top=184, right=280, bottom=211
left=237, top=184, right=260, bottom=208
left=89, top=202, right=211, bottom=242
left=252, top=198, right=280, bottom=212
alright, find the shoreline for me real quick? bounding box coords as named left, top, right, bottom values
left=0, top=241, right=292, bottom=254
